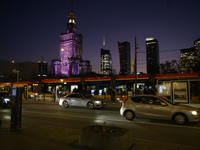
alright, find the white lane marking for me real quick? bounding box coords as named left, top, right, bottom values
left=23, top=110, right=200, bottom=130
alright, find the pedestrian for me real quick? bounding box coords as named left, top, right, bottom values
left=94, top=89, right=98, bottom=95
left=82, top=87, right=86, bottom=93
left=143, top=87, right=148, bottom=94
left=52, top=88, right=56, bottom=102
left=148, top=87, right=156, bottom=95
left=137, top=88, right=141, bottom=94
left=111, top=88, right=116, bottom=103
left=73, top=87, right=77, bottom=93
left=65, top=89, right=70, bottom=95
left=87, top=88, right=91, bottom=95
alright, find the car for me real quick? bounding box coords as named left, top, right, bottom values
left=120, top=94, right=199, bottom=125
left=0, top=91, right=12, bottom=108
left=59, top=93, right=106, bottom=109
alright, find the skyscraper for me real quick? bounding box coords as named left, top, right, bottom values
left=194, top=38, right=200, bottom=61
left=146, top=38, right=159, bottom=75
left=101, top=49, right=112, bottom=75
left=181, top=47, right=196, bottom=72
left=38, top=60, right=48, bottom=77
left=60, top=0, right=83, bottom=76
left=181, top=38, right=200, bottom=73
left=117, top=41, right=131, bottom=75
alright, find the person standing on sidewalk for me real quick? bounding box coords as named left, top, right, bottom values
left=111, top=88, right=116, bottom=103
left=52, top=88, right=56, bottom=102
left=65, top=89, right=70, bottom=95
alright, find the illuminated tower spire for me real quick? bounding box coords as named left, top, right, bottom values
left=67, top=0, right=76, bottom=33
left=103, top=37, right=105, bottom=50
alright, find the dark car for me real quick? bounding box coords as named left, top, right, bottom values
left=0, top=91, right=12, bottom=108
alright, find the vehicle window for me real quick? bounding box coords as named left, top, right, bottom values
left=67, top=94, right=79, bottom=98
left=131, top=97, right=140, bottom=103
left=146, top=97, right=153, bottom=104
left=131, top=97, right=148, bottom=104
left=147, top=97, right=167, bottom=105
left=77, top=94, right=83, bottom=98
left=160, top=97, right=178, bottom=105
left=82, top=93, right=92, bottom=98
left=72, top=94, right=83, bottom=98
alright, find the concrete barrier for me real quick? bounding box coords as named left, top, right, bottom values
left=79, top=125, right=132, bottom=150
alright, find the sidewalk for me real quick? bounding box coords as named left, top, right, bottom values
left=0, top=122, right=200, bottom=150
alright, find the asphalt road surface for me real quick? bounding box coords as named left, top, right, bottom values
left=1, top=101, right=200, bottom=147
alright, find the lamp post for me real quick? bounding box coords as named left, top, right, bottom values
left=12, top=69, right=20, bottom=87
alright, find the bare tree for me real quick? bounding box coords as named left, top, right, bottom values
left=160, top=60, right=180, bottom=74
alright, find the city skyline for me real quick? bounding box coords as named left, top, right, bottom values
left=0, top=0, right=200, bottom=74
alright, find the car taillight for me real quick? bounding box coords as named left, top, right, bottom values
left=122, top=99, right=127, bottom=106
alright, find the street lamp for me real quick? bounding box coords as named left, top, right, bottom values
left=12, top=69, right=20, bottom=87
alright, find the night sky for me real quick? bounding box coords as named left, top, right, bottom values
left=1, top=0, right=200, bottom=74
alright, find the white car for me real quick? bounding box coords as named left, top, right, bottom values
left=0, top=91, right=12, bottom=108
left=120, top=95, right=199, bottom=125
left=59, top=93, right=106, bottom=109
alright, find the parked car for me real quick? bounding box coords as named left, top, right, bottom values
left=120, top=94, right=199, bottom=125
left=0, top=91, right=12, bottom=108
left=59, top=93, right=106, bottom=109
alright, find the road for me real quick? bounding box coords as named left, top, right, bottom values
left=1, top=101, right=200, bottom=147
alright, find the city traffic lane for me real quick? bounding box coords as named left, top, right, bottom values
left=22, top=101, right=121, bottom=111
left=18, top=108, right=200, bottom=147
left=1, top=102, right=200, bottom=128
left=1, top=103, right=200, bottom=147
left=129, top=118, right=200, bottom=147
left=1, top=102, right=200, bottom=127
left=21, top=102, right=200, bottom=127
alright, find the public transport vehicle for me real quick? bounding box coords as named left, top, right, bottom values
left=0, top=82, right=12, bottom=92
left=0, top=81, right=39, bottom=100
left=40, top=75, right=150, bottom=102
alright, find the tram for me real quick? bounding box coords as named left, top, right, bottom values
left=40, top=75, right=150, bottom=101
left=0, top=81, right=39, bottom=99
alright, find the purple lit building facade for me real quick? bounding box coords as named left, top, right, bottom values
left=51, top=59, right=61, bottom=77
left=60, top=1, right=83, bottom=76
left=52, top=0, right=91, bottom=77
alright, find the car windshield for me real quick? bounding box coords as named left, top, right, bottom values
left=160, top=96, right=178, bottom=105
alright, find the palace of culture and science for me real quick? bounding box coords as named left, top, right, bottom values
left=52, top=1, right=91, bottom=77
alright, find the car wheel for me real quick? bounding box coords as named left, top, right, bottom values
left=62, top=101, right=69, bottom=108
left=174, top=114, right=187, bottom=125
left=87, top=102, right=94, bottom=109
left=124, top=111, right=135, bottom=120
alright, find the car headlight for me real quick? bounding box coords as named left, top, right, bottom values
left=3, top=98, right=10, bottom=103
left=95, top=101, right=101, bottom=104
left=191, top=111, right=197, bottom=115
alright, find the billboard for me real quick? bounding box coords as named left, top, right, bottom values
left=172, top=82, right=188, bottom=103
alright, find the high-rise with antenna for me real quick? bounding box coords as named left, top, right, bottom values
left=103, top=37, right=105, bottom=50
